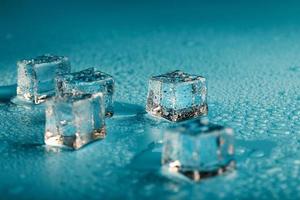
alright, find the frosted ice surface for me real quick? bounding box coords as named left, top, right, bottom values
left=162, top=118, right=235, bottom=181
left=15, top=54, right=71, bottom=104
left=45, top=93, right=105, bottom=149
left=56, top=68, right=114, bottom=117
left=146, top=70, right=207, bottom=122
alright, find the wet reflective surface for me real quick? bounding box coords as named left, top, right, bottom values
left=1, top=0, right=300, bottom=199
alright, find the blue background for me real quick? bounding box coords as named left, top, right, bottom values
left=1, top=0, right=300, bottom=199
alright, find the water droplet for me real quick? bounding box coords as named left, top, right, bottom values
left=250, top=150, right=265, bottom=158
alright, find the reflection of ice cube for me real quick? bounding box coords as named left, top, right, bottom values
left=162, top=119, right=235, bottom=181
left=146, top=70, right=207, bottom=122
left=15, top=54, right=71, bottom=104
left=45, top=93, right=106, bottom=150
left=56, top=68, right=114, bottom=117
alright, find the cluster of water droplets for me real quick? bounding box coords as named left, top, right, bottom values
left=2, top=5, right=300, bottom=198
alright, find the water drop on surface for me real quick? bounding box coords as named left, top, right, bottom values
left=250, top=150, right=265, bottom=158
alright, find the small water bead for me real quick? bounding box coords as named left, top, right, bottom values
left=235, top=146, right=247, bottom=156
left=228, top=121, right=243, bottom=128
left=268, top=129, right=290, bottom=136
left=255, top=129, right=267, bottom=135
left=135, top=129, right=145, bottom=133
left=250, top=150, right=265, bottom=159
left=244, top=121, right=255, bottom=127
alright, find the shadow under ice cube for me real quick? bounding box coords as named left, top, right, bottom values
left=16, top=54, right=71, bottom=104
left=162, top=119, right=235, bottom=181
left=146, top=70, right=207, bottom=122
left=56, top=68, right=114, bottom=117
left=45, top=93, right=106, bottom=150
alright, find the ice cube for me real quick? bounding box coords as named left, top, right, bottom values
left=146, top=70, right=207, bottom=122
left=45, top=93, right=106, bottom=149
left=15, top=54, right=71, bottom=104
left=56, top=68, right=114, bottom=117
left=162, top=119, right=235, bottom=181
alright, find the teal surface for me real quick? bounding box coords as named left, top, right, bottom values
left=1, top=1, right=300, bottom=199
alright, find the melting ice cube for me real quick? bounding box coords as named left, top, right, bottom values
left=56, top=68, right=114, bottom=117
left=45, top=93, right=106, bottom=149
left=146, top=70, right=207, bottom=122
left=162, top=118, right=235, bottom=181
left=15, top=54, right=71, bottom=104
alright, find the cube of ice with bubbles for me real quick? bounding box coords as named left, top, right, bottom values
left=56, top=68, right=114, bottom=117
left=162, top=119, right=235, bottom=181
left=45, top=93, right=106, bottom=149
left=16, top=54, right=71, bottom=104
left=146, top=70, right=208, bottom=122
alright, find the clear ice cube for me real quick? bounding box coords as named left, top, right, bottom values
left=16, top=54, right=71, bottom=104
left=45, top=93, right=106, bottom=149
left=162, top=119, right=235, bottom=181
left=146, top=70, right=207, bottom=122
left=56, top=68, right=114, bottom=117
